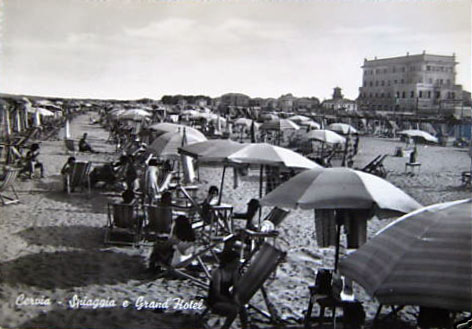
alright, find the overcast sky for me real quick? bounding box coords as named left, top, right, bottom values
left=1, top=0, right=470, bottom=100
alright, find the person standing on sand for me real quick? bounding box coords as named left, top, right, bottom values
left=144, top=158, right=160, bottom=204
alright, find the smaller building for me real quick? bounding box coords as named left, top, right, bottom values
left=321, top=87, right=357, bottom=112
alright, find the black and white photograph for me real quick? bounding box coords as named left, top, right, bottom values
left=0, top=0, right=471, bottom=328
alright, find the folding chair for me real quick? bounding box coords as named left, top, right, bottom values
left=67, top=161, right=92, bottom=194
left=202, top=242, right=287, bottom=328
left=142, top=204, right=173, bottom=244
left=105, top=202, right=142, bottom=247
left=0, top=167, right=21, bottom=206
left=64, top=139, right=76, bottom=155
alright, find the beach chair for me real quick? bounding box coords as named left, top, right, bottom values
left=142, top=204, right=173, bottom=243
left=64, top=139, right=76, bottom=155
left=67, top=161, right=92, bottom=194
left=361, top=154, right=388, bottom=178
left=201, top=242, right=287, bottom=328
left=0, top=167, right=21, bottom=206
left=304, top=269, right=365, bottom=329
left=105, top=202, right=142, bottom=247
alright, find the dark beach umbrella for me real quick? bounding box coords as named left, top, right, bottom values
left=339, top=199, right=472, bottom=311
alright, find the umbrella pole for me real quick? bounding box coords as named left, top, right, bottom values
left=218, top=165, right=226, bottom=205
left=259, top=164, right=264, bottom=226
left=334, top=222, right=342, bottom=272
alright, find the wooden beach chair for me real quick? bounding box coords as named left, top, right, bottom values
left=105, top=202, right=142, bottom=247
left=67, top=161, right=92, bottom=194
left=361, top=154, right=388, bottom=178
left=64, top=139, right=76, bottom=155
left=0, top=167, right=21, bottom=206
left=201, top=242, right=287, bottom=328
left=304, top=269, right=365, bottom=329
left=142, top=204, right=173, bottom=244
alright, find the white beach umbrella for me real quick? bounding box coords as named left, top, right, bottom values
left=148, top=131, right=207, bottom=159
left=260, top=119, right=300, bottom=131
left=306, top=129, right=346, bottom=144
left=28, top=107, right=55, bottom=116
left=398, top=129, right=438, bottom=143
left=328, top=123, right=357, bottom=135
left=148, top=123, right=206, bottom=140
left=299, top=120, right=321, bottom=129
left=118, top=109, right=151, bottom=121
left=288, top=115, right=311, bottom=123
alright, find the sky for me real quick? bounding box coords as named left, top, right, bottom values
left=1, top=0, right=470, bottom=101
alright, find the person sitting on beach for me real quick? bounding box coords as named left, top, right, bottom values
left=200, top=185, right=220, bottom=224
left=233, top=199, right=260, bottom=230
left=78, top=133, right=98, bottom=153
left=149, top=214, right=196, bottom=272
left=20, top=143, right=44, bottom=178
left=61, top=156, right=76, bottom=191
left=409, top=146, right=418, bottom=164
left=207, top=243, right=248, bottom=329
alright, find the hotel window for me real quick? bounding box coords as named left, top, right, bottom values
left=427, top=65, right=431, bottom=71
left=401, top=67, right=405, bottom=72
left=394, top=80, right=398, bottom=84
left=401, top=79, right=404, bottom=84
left=375, top=81, right=379, bottom=86
left=383, top=68, right=387, bottom=73
left=446, top=79, right=451, bottom=85
left=419, top=91, right=423, bottom=98
left=370, top=81, right=373, bottom=87
left=392, top=67, right=396, bottom=73
left=427, top=91, right=431, bottom=98
left=402, top=91, right=406, bottom=98
left=387, top=81, right=391, bottom=86
left=435, top=91, right=441, bottom=99
left=396, top=92, right=400, bottom=98
left=428, top=78, right=433, bottom=84
left=375, top=93, right=378, bottom=98
left=381, top=93, right=384, bottom=98
left=410, top=91, right=415, bottom=98
left=381, top=80, right=385, bottom=86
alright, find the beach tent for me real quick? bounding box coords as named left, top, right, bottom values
left=339, top=199, right=471, bottom=311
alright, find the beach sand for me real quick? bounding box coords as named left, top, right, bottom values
left=0, top=113, right=470, bottom=329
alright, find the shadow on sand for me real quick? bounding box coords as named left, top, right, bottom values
left=19, top=308, right=204, bottom=329
left=0, top=250, right=149, bottom=289
left=16, top=225, right=105, bottom=250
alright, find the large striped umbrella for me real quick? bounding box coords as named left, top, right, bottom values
left=398, top=129, right=438, bottom=143
left=178, top=139, right=246, bottom=163
left=306, top=129, right=346, bottom=145
left=339, top=199, right=472, bottom=311
left=148, top=131, right=207, bottom=159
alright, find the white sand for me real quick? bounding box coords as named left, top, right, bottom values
left=1, top=113, right=470, bottom=328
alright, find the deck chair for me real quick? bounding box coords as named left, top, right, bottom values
left=64, top=139, right=76, bottom=155
left=142, top=204, right=173, bottom=244
left=67, top=161, right=92, bottom=194
left=361, top=154, right=388, bottom=178
left=202, top=242, right=287, bottom=329
left=0, top=167, right=21, bottom=206
left=105, top=202, right=142, bottom=247
left=152, top=234, right=237, bottom=289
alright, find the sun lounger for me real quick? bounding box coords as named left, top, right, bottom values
left=67, top=161, right=92, bottom=194
left=105, top=202, right=142, bottom=247
left=362, top=154, right=388, bottom=178
left=201, top=242, right=287, bottom=328
left=0, top=167, right=21, bottom=206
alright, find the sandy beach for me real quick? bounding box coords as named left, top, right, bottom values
left=1, top=113, right=471, bottom=329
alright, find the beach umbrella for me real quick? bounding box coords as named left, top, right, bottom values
left=328, top=123, right=357, bottom=135
left=339, top=199, right=472, bottom=311
left=306, top=129, right=346, bottom=145
left=148, top=131, right=207, bottom=159
left=260, top=113, right=279, bottom=121
left=118, top=109, right=151, bottom=121
left=398, top=129, right=438, bottom=143
left=109, top=109, right=126, bottom=118
left=288, top=115, right=311, bottom=123
left=179, top=139, right=246, bottom=163
left=260, top=119, right=300, bottom=131
left=234, top=118, right=258, bottom=129
left=180, top=109, right=202, bottom=120
left=299, top=120, right=321, bottom=130
left=227, top=143, right=320, bottom=170
left=261, top=167, right=422, bottom=269
left=148, top=123, right=206, bottom=140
